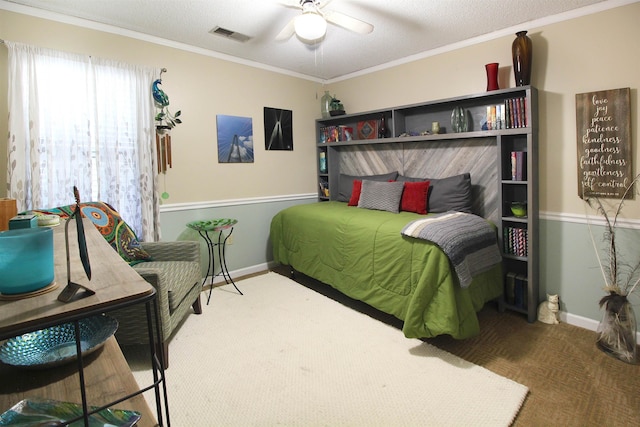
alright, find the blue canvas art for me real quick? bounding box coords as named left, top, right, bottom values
left=216, top=115, right=254, bottom=163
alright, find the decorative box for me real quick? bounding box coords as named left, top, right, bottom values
left=357, top=120, right=378, bottom=140
left=9, top=214, right=38, bottom=230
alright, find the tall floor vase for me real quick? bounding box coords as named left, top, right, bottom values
left=512, top=31, right=532, bottom=86
left=596, top=292, right=637, bottom=364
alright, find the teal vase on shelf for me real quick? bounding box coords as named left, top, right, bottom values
left=320, top=90, right=331, bottom=119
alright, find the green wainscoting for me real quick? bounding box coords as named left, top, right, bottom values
left=159, top=195, right=316, bottom=281
left=541, top=217, right=640, bottom=332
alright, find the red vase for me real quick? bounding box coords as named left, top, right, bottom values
left=485, top=63, right=499, bottom=91
left=512, top=31, right=532, bottom=86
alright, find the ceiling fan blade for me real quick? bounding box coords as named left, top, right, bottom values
left=279, top=0, right=334, bottom=9
left=277, top=0, right=303, bottom=10
left=316, top=0, right=334, bottom=9
left=324, top=11, right=373, bottom=34
left=324, top=10, right=373, bottom=34
left=275, top=17, right=296, bottom=41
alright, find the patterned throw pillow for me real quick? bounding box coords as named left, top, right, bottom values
left=30, top=202, right=152, bottom=266
left=337, top=172, right=399, bottom=202
left=357, top=180, right=404, bottom=213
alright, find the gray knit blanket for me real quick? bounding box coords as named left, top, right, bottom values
left=401, top=212, right=502, bottom=288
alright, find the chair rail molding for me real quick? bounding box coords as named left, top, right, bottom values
left=542, top=211, right=640, bottom=230
left=159, top=193, right=317, bottom=213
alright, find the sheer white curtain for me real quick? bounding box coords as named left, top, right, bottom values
left=6, top=42, right=160, bottom=241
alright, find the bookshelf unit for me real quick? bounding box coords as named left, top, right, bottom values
left=315, top=86, right=539, bottom=322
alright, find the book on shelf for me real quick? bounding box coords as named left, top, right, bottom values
left=504, top=97, right=528, bottom=128
left=484, top=103, right=508, bottom=130
left=505, top=272, right=528, bottom=308
left=480, top=97, right=529, bottom=131
left=319, top=125, right=353, bottom=143
left=318, top=181, right=330, bottom=198
left=339, top=125, right=353, bottom=141
left=510, top=151, right=527, bottom=180
left=319, top=151, right=327, bottom=173
left=505, top=272, right=517, bottom=304
left=503, top=227, right=528, bottom=257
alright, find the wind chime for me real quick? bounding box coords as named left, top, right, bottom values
left=155, top=128, right=172, bottom=174
left=152, top=68, right=182, bottom=175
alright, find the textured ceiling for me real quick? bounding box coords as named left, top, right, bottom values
left=1, top=0, right=620, bottom=81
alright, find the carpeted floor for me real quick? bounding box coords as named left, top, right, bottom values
left=123, top=271, right=528, bottom=426
left=281, top=267, right=640, bottom=426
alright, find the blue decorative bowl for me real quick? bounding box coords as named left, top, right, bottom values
left=0, top=397, right=140, bottom=426
left=0, top=227, right=54, bottom=295
left=0, top=315, right=118, bottom=369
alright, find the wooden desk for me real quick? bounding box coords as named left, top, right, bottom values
left=0, top=218, right=156, bottom=337
left=0, top=219, right=164, bottom=425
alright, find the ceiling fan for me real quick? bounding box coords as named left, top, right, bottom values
left=275, top=0, right=374, bottom=43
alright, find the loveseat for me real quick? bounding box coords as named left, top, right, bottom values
left=30, top=201, right=202, bottom=367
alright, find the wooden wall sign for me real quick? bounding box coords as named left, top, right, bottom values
left=576, top=87, right=632, bottom=199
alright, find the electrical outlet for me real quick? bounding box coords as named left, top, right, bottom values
left=226, top=234, right=234, bottom=245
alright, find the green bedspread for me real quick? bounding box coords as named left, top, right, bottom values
left=270, top=201, right=503, bottom=339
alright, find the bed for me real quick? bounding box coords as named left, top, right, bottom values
left=270, top=173, right=503, bottom=339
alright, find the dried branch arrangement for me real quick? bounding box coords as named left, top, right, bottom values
left=584, top=173, right=640, bottom=363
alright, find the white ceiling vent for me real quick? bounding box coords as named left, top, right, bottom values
left=209, top=27, right=251, bottom=43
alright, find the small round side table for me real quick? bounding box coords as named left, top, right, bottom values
left=187, top=218, right=243, bottom=304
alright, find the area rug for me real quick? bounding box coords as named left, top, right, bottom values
left=124, top=272, right=528, bottom=426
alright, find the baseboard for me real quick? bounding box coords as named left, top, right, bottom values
left=203, top=262, right=277, bottom=286
left=558, top=310, right=640, bottom=342
left=561, top=311, right=598, bottom=331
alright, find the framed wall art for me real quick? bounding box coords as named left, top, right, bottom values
left=216, top=115, right=254, bottom=163
left=264, top=107, right=293, bottom=151
left=576, top=87, right=632, bottom=199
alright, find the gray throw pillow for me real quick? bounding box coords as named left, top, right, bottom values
left=337, top=171, right=399, bottom=202
left=398, top=173, right=472, bottom=213
left=357, top=180, right=405, bottom=213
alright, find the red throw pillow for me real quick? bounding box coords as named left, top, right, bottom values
left=400, top=181, right=430, bottom=214
left=348, top=180, right=363, bottom=206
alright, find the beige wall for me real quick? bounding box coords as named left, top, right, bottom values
left=1, top=3, right=639, bottom=217
left=0, top=9, right=320, bottom=204
left=329, top=2, right=640, bottom=220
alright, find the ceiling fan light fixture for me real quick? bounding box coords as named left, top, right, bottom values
left=294, top=11, right=327, bottom=41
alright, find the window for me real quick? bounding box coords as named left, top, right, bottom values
left=6, top=42, right=160, bottom=240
